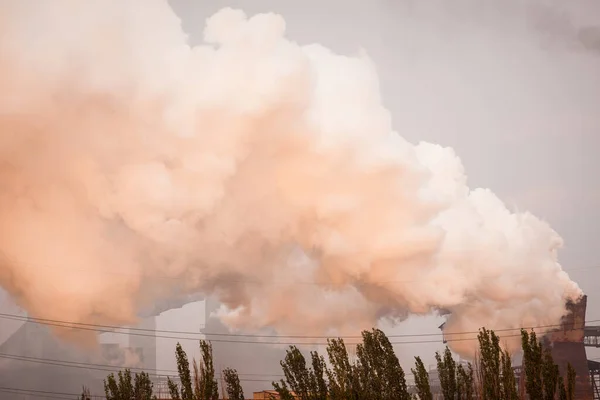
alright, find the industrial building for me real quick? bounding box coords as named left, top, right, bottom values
left=0, top=297, right=157, bottom=399
left=439, top=294, right=600, bottom=399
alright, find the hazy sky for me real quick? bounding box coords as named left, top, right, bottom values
left=162, top=0, right=600, bottom=370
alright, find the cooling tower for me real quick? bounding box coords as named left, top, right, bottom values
left=544, top=295, right=593, bottom=400
left=438, top=295, right=594, bottom=399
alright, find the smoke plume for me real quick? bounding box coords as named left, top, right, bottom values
left=0, top=0, right=584, bottom=356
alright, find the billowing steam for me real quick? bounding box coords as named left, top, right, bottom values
left=0, top=1, right=583, bottom=356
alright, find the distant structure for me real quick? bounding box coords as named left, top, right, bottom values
left=0, top=305, right=157, bottom=399
left=202, top=297, right=287, bottom=394
left=543, top=295, right=593, bottom=399
left=99, top=316, right=157, bottom=372
left=252, top=390, right=296, bottom=399
left=439, top=294, right=598, bottom=400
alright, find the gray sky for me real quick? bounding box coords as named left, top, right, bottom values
left=162, top=0, right=600, bottom=373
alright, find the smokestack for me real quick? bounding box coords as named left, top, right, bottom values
left=0, top=1, right=583, bottom=356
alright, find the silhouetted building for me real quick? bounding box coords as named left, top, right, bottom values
left=202, top=297, right=287, bottom=394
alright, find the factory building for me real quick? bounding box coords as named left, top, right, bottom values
left=439, top=294, right=599, bottom=399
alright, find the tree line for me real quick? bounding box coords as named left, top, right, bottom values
left=80, top=327, right=577, bottom=400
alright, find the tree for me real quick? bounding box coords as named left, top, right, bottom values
left=477, top=328, right=501, bottom=400
left=558, top=379, right=568, bottom=400
left=435, top=347, right=457, bottom=400
left=457, top=363, right=474, bottom=400
left=310, top=351, right=328, bottom=400
left=355, top=328, right=410, bottom=400
left=169, top=341, right=219, bottom=400
left=412, top=356, right=433, bottom=400
left=104, top=369, right=156, bottom=400
left=277, top=345, right=310, bottom=399
left=134, top=372, right=155, bottom=400
left=521, top=329, right=544, bottom=400
left=272, top=379, right=296, bottom=400
left=223, top=368, right=245, bottom=400
left=566, top=363, right=576, bottom=400
left=500, top=349, right=518, bottom=400
left=542, top=348, right=559, bottom=400
left=325, top=338, right=357, bottom=400
left=196, top=340, right=219, bottom=400
left=169, top=343, right=194, bottom=400
left=79, top=386, right=91, bottom=400
left=274, top=345, right=317, bottom=400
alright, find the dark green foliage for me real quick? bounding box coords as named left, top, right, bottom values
left=501, top=350, right=518, bottom=400
left=521, top=329, right=566, bottom=400
left=521, top=329, right=544, bottom=400
left=271, top=380, right=296, bottom=400
left=566, top=363, right=576, bottom=400
left=435, top=347, right=457, bottom=400
left=168, top=378, right=182, bottom=400
left=171, top=343, right=194, bottom=400
left=273, top=345, right=328, bottom=400
left=310, top=351, right=328, bottom=399
left=196, top=340, right=219, bottom=400
left=91, top=325, right=585, bottom=400
left=277, top=345, right=313, bottom=399
left=169, top=341, right=218, bottom=400
left=411, top=356, right=433, bottom=400
left=104, top=369, right=155, bottom=400
left=325, top=338, right=356, bottom=400
left=105, top=373, right=120, bottom=400
left=134, top=372, right=155, bottom=400
left=223, top=368, right=245, bottom=400
left=355, top=328, right=410, bottom=400
left=79, top=386, right=91, bottom=400
left=558, top=379, right=568, bottom=400
left=456, top=363, right=474, bottom=400
left=273, top=329, right=410, bottom=400
left=542, top=348, right=559, bottom=400
left=477, top=328, right=502, bottom=400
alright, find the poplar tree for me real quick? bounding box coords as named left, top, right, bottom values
left=134, top=372, right=155, bottom=400
left=169, top=341, right=218, bottom=400
left=542, top=348, right=559, bottom=400
left=412, top=356, right=433, bottom=400
left=277, top=345, right=313, bottom=400
left=273, top=345, right=328, bottom=400
left=196, top=341, right=219, bottom=400
left=477, top=328, right=501, bottom=400
left=223, top=368, right=245, bottom=400
left=355, top=328, right=410, bottom=400
left=104, top=369, right=155, bottom=400
left=79, top=386, right=91, bottom=400
left=521, top=329, right=544, bottom=400
left=566, top=363, right=576, bottom=400
left=435, top=347, right=457, bottom=400
left=501, top=349, right=518, bottom=400
left=169, top=343, right=193, bottom=400
left=325, top=338, right=357, bottom=399
left=456, top=363, right=474, bottom=400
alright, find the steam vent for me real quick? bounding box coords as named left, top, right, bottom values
left=439, top=295, right=600, bottom=399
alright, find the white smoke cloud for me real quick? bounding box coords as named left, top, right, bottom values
left=0, top=0, right=582, bottom=356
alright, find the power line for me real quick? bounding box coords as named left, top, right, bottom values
left=0, top=386, right=84, bottom=399
left=0, top=312, right=598, bottom=342
left=0, top=389, right=73, bottom=400
left=0, top=352, right=284, bottom=379
left=2, top=313, right=596, bottom=346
